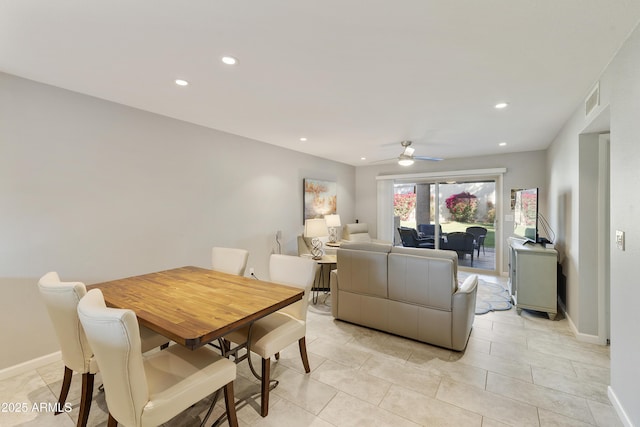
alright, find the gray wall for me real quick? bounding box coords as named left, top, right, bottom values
left=546, top=22, right=640, bottom=426
left=0, top=72, right=355, bottom=370
left=609, top=23, right=640, bottom=426
left=355, top=150, right=548, bottom=273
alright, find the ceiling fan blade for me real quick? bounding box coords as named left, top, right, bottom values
left=414, top=155, right=444, bottom=161
left=369, top=157, right=397, bottom=164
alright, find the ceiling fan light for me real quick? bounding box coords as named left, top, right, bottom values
left=398, top=158, right=414, bottom=166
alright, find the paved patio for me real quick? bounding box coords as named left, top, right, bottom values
left=457, top=246, right=495, bottom=271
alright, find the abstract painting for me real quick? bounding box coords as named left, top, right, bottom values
left=304, top=178, right=336, bottom=221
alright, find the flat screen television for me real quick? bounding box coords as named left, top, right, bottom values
left=513, top=188, right=538, bottom=242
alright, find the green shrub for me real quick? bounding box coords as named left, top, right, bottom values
left=485, top=201, right=496, bottom=223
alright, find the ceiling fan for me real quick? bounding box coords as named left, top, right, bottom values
left=393, top=140, right=443, bottom=166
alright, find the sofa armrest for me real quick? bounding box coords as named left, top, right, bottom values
left=451, top=274, right=478, bottom=351
left=330, top=269, right=339, bottom=317
left=456, top=274, right=478, bottom=295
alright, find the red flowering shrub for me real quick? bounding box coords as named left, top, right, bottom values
left=394, top=193, right=416, bottom=221
left=445, top=192, right=477, bottom=223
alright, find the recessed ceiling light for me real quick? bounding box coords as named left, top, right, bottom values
left=361, top=157, right=367, bottom=161
left=299, top=137, right=308, bottom=142
left=175, top=79, right=189, bottom=86
left=495, top=102, right=509, bottom=109
left=221, top=56, right=238, bottom=65
left=499, top=142, right=507, bottom=146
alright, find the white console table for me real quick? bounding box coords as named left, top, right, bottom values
left=508, top=238, right=558, bottom=320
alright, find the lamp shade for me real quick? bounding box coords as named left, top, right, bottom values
left=324, top=214, right=341, bottom=228
left=304, top=218, right=328, bottom=238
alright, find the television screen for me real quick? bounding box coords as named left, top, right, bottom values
left=513, top=188, right=538, bottom=242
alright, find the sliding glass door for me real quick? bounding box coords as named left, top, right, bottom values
left=394, top=178, right=497, bottom=272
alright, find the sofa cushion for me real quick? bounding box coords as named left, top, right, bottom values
left=388, top=253, right=456, bottom=311
left=336, top=243, right=391, bottom=298
left=390, top=246, right=458, bottom=282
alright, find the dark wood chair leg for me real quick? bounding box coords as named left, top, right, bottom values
left=76, top=373, right=94, bottom=427
left=55, top=366, right=73, bottom=415
left=298, top=337, right=311, bottom=373
left=260, top=358, right=270, bottom=417
left=223, top=382, right=239, bottom=427
left=107, top=413, right=118, bottom=427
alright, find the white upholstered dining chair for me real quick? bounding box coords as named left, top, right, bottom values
left=211, top=247, right=249, bottom=276
left=77, top=289, right=239, bottom=427
left=225, top=254, right=318, bottom=417
left=38, top=272, right=168, bottom=427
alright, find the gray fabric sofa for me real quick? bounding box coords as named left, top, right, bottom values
left=329, top=242, right=478, bottom=351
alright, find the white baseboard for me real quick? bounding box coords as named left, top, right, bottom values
left=561, top=303, right=607, bottom=345
left=0, top=351, right=61, bottom=381
left=608, top=386, right=633, bottom=427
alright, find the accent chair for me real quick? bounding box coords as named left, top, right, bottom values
left=211, top=246, right=249, bottom=276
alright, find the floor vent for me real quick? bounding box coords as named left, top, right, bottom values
left=585, top=82, right=600, bottom=116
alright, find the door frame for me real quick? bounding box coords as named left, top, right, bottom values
left=377, top=168, right=506, bottom=274
left=597, top=133, right=610, bottom=344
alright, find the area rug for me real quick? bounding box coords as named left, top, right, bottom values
left=473, top=279, right=512, bottom=314
left=308, top=292, right=332, bottom=315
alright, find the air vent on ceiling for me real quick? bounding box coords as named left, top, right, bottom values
left=585, top=82, right=600, bottom=116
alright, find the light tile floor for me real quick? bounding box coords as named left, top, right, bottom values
left=0, top=273, right=621, bottom=427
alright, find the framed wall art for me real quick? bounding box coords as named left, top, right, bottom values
left=303, top=178, right=336, bottom=221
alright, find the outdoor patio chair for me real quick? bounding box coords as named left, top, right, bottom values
left=443, top=231, right=475, bottom=266
left=398, top=227, right=435, bottom=249
left=466, top=226, right=488, bottom=256
left=417, top=223, right=446, bottom=247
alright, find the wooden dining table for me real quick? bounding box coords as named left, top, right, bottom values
left=87, top=266, right=304, bottom=350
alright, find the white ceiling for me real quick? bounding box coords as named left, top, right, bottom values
left=2, top=1, right=640, bottom=166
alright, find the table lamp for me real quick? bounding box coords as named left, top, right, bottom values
left=324, top=214, right=341, bottom=243
left=304, top=218, right=328, bottom=260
